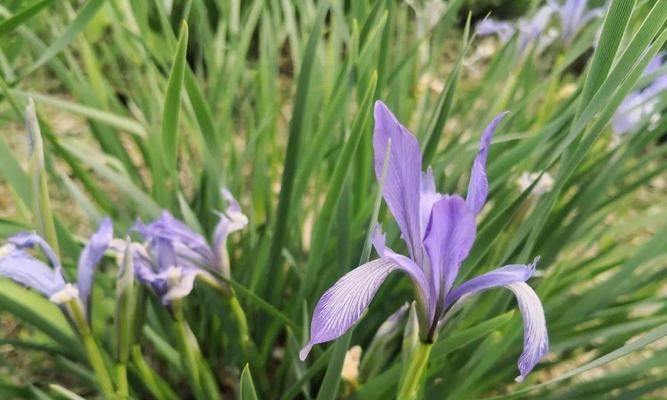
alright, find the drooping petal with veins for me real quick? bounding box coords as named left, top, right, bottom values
left=300, top=258, right=429, bottom=360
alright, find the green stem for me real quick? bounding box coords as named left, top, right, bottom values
left=116, top=363, right=128, bottom=398
left=68, top=299, right=115, bottom=399
left=397, top=341, right=433, bottom=400
left=173, top=300, right=221, bottom=400
left=228, top=294, right=272, bottom=392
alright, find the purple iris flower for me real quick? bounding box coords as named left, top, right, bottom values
left=476, top=6, right=554, bottom=56
left=0, top=218, right=113, bottom=309
left=613, top=53, right=667, bottom=135
left=548, top=0, right=605, bottom=44
left=128, top=190, right=248, bottom=304
left=300, top=101, right=549, bottom=382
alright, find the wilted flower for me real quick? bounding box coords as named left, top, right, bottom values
left=128, top=190, right=247, bottom=304
left=0, top=218, right=112, bottom=310
left=548, top=0, right=605, bottom=44
left=613, top=53, right=667, bottom=137
left=518, top=172, right=554, bottom=196
left=300, top=101, right=549, bottom=382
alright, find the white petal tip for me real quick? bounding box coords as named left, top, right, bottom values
left=515, top=375, right=525, bottom=383
left=299, top=344, right=313, bottom=361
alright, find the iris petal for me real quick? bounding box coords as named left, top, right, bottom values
left=444, top=257, right=548, bottom=380
left=373, top=101, right=423, bottom=263
left=465, top=112, right=508, bottom=215
left=0, top=249, right=66, bottom=297
left=423, top=195, right=477, bottom=303
left=301, top=258, right=428, bottom=360
left=77, top=218, right=113, bottom=308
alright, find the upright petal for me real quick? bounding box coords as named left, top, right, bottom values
left=419, top=168, right=443, bottom=240
left=0, top=249, right=66, bottom=297
left=373, top=101, right=423, bottom=261
left=444, top=257, right=547, bottom=381
left=465, top=112, right=508, bottom=215
left=77, top=218, right=113, bottom=307
left=300, top=258, right=428, bottom=360
left=423, top=195, right=477, bottom=304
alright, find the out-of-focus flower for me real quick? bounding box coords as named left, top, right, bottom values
left=613, top=53, right=667, bottom=137
left=518, top=172, right=554, bottom=196
left=0, top=219, right=112, bottom=310
left=341, top=345, right=362, bottom=385
left=301, top=101, right=549, bottom=383
left=548, top=0, right=606, bottom=44
left=476, top=6, right=554, bottom=56
left=128, top=190, right=247, bottom=304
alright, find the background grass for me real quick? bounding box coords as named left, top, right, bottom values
left=0, top=0, right=666, bottom=399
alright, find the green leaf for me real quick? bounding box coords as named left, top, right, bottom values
left=22, top=0, right=107, bottom=77
left=240, top=364, right=259, bottom=400
left=161, top=21, right=189, bottom=173
left=0, top=0, right=54, bottom=38
left=25, top=99, right=59, bottom=256
left=264, top=0, right=330, bottom=301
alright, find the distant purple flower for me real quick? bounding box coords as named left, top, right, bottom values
left=0, top=218, right=112, bottom=310
left=300, top=101, right=549, bottom=382
left=476, top=6, right=554, bottom=56
left=613, top=53, right=667, bottom=136
left=548, top=0, right=605, bottom=44
left=129, top=190, right=247, bottom=303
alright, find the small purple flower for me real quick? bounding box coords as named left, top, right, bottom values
left=0, top=218, right=113, bottom=309
left=476, top=6, right=554, bottom=56
left=548, top=0, right=605, bottom=44
left=129, top=190, right=247, bottom=303
left=613, top=53, right=667, bottom=136
left=301, top=102, right=549, bottom=382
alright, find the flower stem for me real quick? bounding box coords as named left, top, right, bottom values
left=172, top=300, right=221, bottom=400
left=397, top=341, right=433, bottom=400
left=67, top=300, right=115, bottom=399
left=116, top=363, right=128, bottom=398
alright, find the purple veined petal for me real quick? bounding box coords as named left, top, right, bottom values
left=444, top=257, right=540, bottom=308
left=505, top=281, right=549, bottom=382
left=0, top=248, right=66, bottom=297
left=423, top=195, right=477, bottom=305
left=442, top=258, right=547, bottom=380
left=76, top=218, right=113, bottom=308
left=8, top=232, right=60, bottom=270
left=475, top=18, right=516, bottom=43
left=465, top=112, right=509, bottom=215
left=373, top=101, right=423, bottom=263
left=300, top=258, right=430, bottom=361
